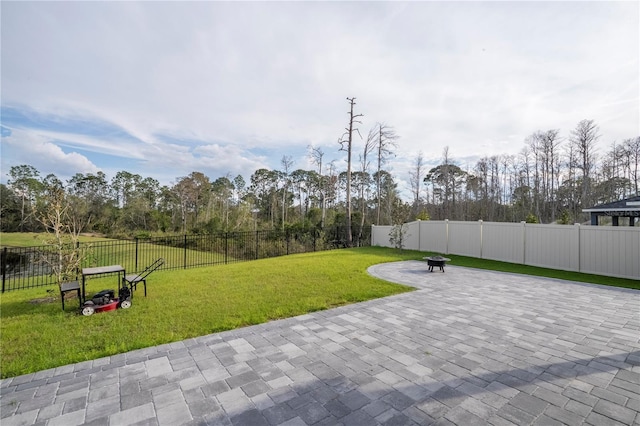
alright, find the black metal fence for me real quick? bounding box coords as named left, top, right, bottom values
left=1, top=227, right=371, bottom=292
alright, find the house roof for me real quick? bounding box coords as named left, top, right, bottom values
left=582, top=195, right=640, bottom=213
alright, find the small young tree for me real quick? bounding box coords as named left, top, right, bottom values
left=416, top=210, right=430, bottom=221
left=39, top=182, right=91, bottom=290
left=388, top=223, right=407, bottom=251
left=388, top=200, right=412, bottom=250
left=525, top=213, right=539, bottom=224
left=558, top=210, right=572, bottom=225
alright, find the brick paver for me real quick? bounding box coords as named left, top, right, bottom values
left=1, top=262, right=638, bottom=425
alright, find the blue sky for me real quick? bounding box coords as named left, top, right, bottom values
left=1, top=1, right=638, bottom=195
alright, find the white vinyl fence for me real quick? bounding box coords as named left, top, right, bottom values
left=372, top=220, right=640, bottom=280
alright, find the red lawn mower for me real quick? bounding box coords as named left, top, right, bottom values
left=81, top=286, right=132, bottom=316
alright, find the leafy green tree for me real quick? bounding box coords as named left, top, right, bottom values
left=8, top=164, right=42, bottom=231
left=279, top=156, right=294, bottom=230
left=308, top=146, right=329, bottom=227
left=157, top=185, right=178, bottom=232
left=138, top=177, right=160, bottom=208
left=210, top=176, right=234, bottom=230
left=171, top=172, right=211, bottom=233
left=67, top=171, right=111, bottom=233
left=352, top=171, right=372, bottom=239
left=233, top=175, right=246, bottom=203
left=424, top=148, right=467, bottom=219
left=249, top=168, right=282, bottom=229
left=290, top=169, right=310, bottom=219
left=111, top=171, right=142, bottom=208
left=0, top=183, right=21, bottom=231
left=368, top=170, right=402, bottom=225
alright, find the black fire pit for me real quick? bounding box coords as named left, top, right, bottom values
left=424, top=256, right=451, bottom=272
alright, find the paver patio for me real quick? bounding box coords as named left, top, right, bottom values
left=1, top=262, right=639, bottom=425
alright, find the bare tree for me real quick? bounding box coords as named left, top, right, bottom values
left=38, top=180, right=91, bottom=292
left=373, top=123, right=398, bottom=225
left=563, top=142, right=581, bottom=221
left=355, top=129, right=377, bottom=238
left=616, top=141, right=632, bottom=198
left=338, top=97, right=363, bottom=246
left=525, top=129, right=563, bottom=222
left=510, top=147, right=533, bottom=221
left=525, top=132, right=543, bottom=221
left=625, top=137, right=640, bottom=195
left=542, top=130, right=562, bottom=222
left=570, top=119, right=599, bottom=212
left=500, top=155, right=515, bottom=221
left=408, top=151, right=425, bottom=213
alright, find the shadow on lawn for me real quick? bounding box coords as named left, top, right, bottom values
left=0, top=295, right=83, bottom=318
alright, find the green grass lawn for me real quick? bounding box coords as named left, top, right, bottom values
left=442, top=252, right=640, bottom=291
left=1, top=246, right=637, bottom=379
left=0, top=248, right=421, bottom=378
left=0, top=232, right=114, bottom=247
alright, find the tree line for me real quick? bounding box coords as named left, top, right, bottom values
left=413, top=120, right=639, bottom=224
left=1, top=100, right=638, bottom=237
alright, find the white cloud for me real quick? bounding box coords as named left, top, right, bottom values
left=1, top=1, right=638, bottom=191
left=1, top=129, right=100, bottom=180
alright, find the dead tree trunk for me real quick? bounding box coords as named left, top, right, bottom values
left=339, top=97, right=363, bottom=247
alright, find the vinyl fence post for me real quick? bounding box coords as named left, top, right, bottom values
left=478, top=220, right=483, bottom=259
left=445, top=219, right=450, bottom=255
left=574, top=223, right=581, bottom=273
left=521, top=221, right=527, bottom=265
